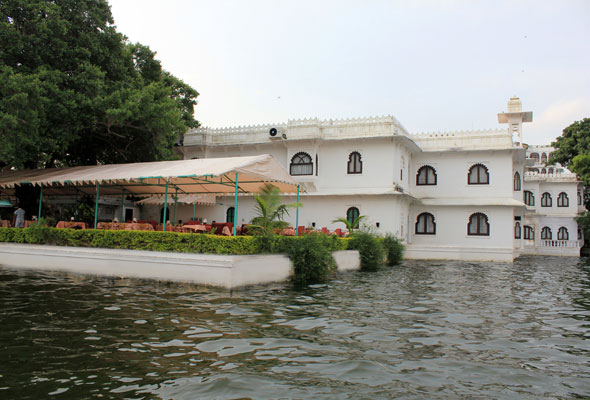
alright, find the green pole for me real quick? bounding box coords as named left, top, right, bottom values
left=173, top=188, right=178, bottom=224
left=163, top=181, right=169, bottom=231
left=120, top=194, right=125, bottom=222
left=94, top=182, right=100, bottom=229
left=192, top=202, right=196, bottom=221
left=295, top=185, right=300, bottom=236
left=37, top=184, right=43, bottom=226
left=233, top=172, right=239, bottom=236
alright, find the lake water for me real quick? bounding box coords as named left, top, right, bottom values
left=0, top=256, right=589, bottom=399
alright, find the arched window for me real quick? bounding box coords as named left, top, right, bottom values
left=467, top=212, right=489, bottom=236
left=530, top=153, right=540, bottom=163
left=578, top=191, right=582, bottom=206
left=557, top=192, right=569, bottom=207
left=541, top=226, right=552, bottom=240
left=347, top=152, right=362, bottom=174
left=541, top=192, right=552, bottom=207
left=514, top=172, right=521, bottom=191
left=290, top=152, right=313, bottom=175
left=416, top=166, right=437, bottom=185
left=524, top=225, right=534, bottom=240
left=514, top=222, right=521, bottom=239
left=468, top=164, right=489, bottom=185
left=541, top=153, right=548, bottom=163
left=415, top=212, right=436, bottom=235
left=346, top=207, right=360, bottom=228
left=524, top=191, right=535, bottom=206
left=558, top=227, right=569, bottom=240
left=226, top=207, right=235, bottom=223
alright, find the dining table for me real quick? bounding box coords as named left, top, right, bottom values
left=181, top=224, right=208, bottom=233
left=124, top=223, right=155, bottom=231
left=56, top=221, right=88, bottom=229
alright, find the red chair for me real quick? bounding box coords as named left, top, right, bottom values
left=298, top=226, right=305, bottom=236
left=321, top=227, right=328, bottom=234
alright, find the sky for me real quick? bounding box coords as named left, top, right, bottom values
left=108, top=0, right=590, bottom=145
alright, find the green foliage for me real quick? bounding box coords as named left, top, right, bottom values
left=381, top=234, right=404, bottom=266
left=550, top=118, right=590, bottom=170
left=347, top=231, right=384, bottom=271
left=250, top=184, right=301, bottom=235
left=286, top=234, right=336, bottom=285
left=332, top=215, right=366, bottom=233
left=0, top=0, right=199, bottom=169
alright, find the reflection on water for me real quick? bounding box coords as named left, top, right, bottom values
left=0, top=256, right=589, bottom=399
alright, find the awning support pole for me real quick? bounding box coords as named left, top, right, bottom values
left=120, top=194, right=125, bottom=222
left=295, top=185, right=300, bottom=236
left=233, top=172, right=239, bottom=236
left=94, top=182, right=100, bottom=229
left=163, top=181, right=169, bottom=232
left=37, top=184, right=43, bottom=226
left=173, top=187, right=178, bottom=224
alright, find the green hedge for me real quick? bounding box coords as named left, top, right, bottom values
left=0, top=227, right=348, bottom=256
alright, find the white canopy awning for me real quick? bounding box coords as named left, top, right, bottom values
left=0, top=155, right=300, bottom=196
left=135, top=193, right=217, bottom=206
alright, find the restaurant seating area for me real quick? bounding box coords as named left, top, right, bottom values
left=1, top=219, right=349, bottom=237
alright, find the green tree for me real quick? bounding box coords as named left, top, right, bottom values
left=550, top=118, right=590, bottom=171
left=249, top=184, right=301, bottom=235
left=0, top=0, right=199, bottom=169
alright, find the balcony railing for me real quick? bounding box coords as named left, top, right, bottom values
left=540, top=240, right=582, bottom=248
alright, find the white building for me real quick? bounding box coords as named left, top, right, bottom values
left=165, top=97, right=582, bottom=262
left=519, top=145, right=584, bottom=257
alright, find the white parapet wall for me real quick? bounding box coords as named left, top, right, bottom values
left=404, top=244, right=515, bottom=262
left=0, top=244, right=360, bottom=289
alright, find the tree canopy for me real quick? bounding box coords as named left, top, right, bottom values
left=550, top=118, right=590, bottom=181
left=0, top=0, right=199, bottom=169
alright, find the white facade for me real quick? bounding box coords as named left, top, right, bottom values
left=519, top=146, right=584, bottom=256
left=176, top=98, right=582, bottom=261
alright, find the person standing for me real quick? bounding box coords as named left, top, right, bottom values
left=13, top=206, right=25, bottom=228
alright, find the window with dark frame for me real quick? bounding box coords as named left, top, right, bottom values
left=290, top=152, right=313, bottom=176
left=415, top=212, right=436, bottom=235
left=468, top=164, right=489, bottom=185
left=558, top=227, right=569, bottom=240
left=226, top=207, right=235, bottom=223
left=541, top=192, right=552, bottom=207
left=557, top=192, right=569, bottom=207
left=524, top=225, right=534, bottom=240
left=416, top=166, right=437, bottom=186
left=541, top=226, right=552, bottom=240
left=514, top=222, right=521, bottom=239
left=579, top=191, right=582, bottom=206
left=346, top=207, right=360, bottom=228
left=347, top=152, right=362, bottom=174
left=524, top=190, right=535, bottom=206
left=514, top=171, right=521, bottom=191
left=467, top=212, right=489, bottom=236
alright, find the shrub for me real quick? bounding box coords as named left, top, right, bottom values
left=347, top=231, right=384, bottom=271
left=286, top=234, right=336, bottom=285
left=381, top=234, right=404, bottom=266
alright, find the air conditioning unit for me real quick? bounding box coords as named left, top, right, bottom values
left=269, top=128, right=287, bottom=140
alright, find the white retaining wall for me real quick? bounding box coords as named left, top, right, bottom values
left=0, top=244, right=360, bottom=289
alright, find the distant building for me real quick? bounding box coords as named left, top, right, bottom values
left=169, top=97, right=582, bottom=261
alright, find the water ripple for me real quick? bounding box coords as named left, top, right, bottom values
left=0, top=256, right=589, bottom=398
